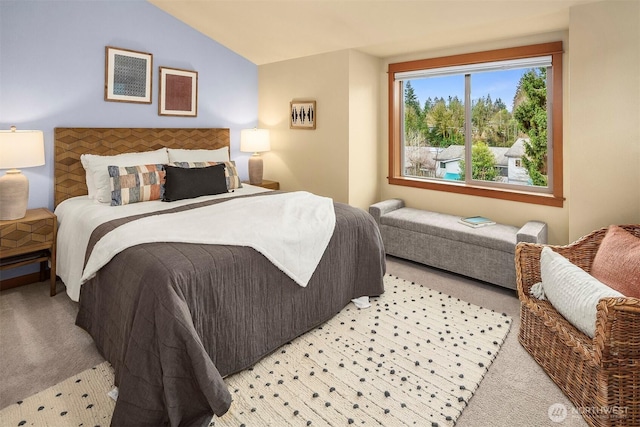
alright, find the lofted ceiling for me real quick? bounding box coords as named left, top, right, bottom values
left=148, top=0, right=602, bottom=65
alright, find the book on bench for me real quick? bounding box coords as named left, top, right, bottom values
left=459, top=216, right=496, bottom=228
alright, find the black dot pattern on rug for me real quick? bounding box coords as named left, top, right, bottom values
left=0, top=362, right=116, bottom=427
left=208, top=274, right=511, bottom=426
left=0, top=276, right=511, bottom=427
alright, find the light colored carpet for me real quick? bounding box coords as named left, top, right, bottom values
left=0, top=274, right=511, bottom=427
left=0, top=362, right=115, bottom=427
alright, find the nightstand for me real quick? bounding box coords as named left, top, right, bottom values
left=244, top=179, right=280, bottom=190
left=0, top=208, right=57, bottom=296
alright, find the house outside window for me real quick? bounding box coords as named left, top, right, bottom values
left=388, top=42, right=564, bottom=207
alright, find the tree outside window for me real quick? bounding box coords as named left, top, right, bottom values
left=388, top=42, right=564, bottom=207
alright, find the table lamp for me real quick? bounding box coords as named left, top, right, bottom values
left=0, top=126, right=45, bottom=220
left=240, top=128, right=271, bottom=185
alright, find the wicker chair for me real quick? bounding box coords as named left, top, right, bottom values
left=516, top=224, right=640, bottom=427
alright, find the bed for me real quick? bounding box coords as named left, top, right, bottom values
left=53, top=127, right=386, bottom=427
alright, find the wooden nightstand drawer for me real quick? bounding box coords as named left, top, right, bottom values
left=0, top=208, right=58, bottom=296
left=0, top=209, right=55, bottom=257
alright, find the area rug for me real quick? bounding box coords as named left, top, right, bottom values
left=0, top=361, right=115, bottom=427
left=0, top=274, right=511, bottom=427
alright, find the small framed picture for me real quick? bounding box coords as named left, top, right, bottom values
left=159, top=67, right=198, bottom=117
left=290, top=100, right=316, bottom=129
left=104, top=46, right=152, bottom=103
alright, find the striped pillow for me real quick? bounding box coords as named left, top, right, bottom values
left=169, top=161, right=242, bottom=190
left=108, top=164, right=166, bottom=206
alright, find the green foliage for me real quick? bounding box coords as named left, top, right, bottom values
left=459, top=142, right=498, bottom=181
left=404, top=81, right=421, bottom=113
left=426, top=98, right=465, bottom=147
left=402, top=69, right=548, bottom=186
left=404, top=82, right=426, bottom=147
left=471, top=95, right=515, bottom=147
left=513, top=68, right=548, bottom=186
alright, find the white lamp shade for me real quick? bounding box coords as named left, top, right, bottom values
left=240, top=128, right=271, bottom=153
left=0, top=129, right=45, bottom=169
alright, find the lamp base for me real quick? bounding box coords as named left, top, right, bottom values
left=248, top=154, right=264, bottom=185
left=0, top=170, right=29, bottom=220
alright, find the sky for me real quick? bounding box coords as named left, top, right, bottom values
left=409, top=68, right=528, bottom=113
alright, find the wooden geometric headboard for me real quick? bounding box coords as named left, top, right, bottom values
left=54, top=127, right=230, bottom=207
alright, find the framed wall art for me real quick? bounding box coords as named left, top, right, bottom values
left=290, top=100, right=316, bottom=129
left=159, top=67, right=198, bottom=117
left=104, top=46, right=152, bottom=103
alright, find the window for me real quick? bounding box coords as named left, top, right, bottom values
left=388, top=42, right=564, bottom=206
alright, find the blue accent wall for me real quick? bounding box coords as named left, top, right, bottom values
left=0, top=0, right=258, bottom=279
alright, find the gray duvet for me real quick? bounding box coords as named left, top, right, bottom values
left=75, top=195, right=386, bottom=427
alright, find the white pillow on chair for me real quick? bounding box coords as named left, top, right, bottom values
left=533, top=246, right=623, bottom=338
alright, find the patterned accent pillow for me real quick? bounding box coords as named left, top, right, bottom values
left=108, top=164, right=166, bottom=206
left=169, top=161, right=242, bottom=190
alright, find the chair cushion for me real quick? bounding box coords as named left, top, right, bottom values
left=534, top=247, right=623, bottom=338
left=591, top=225, right=640, bottom=298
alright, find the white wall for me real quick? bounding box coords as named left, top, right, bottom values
left=259, top=49, right=381, bottom=210
left=259, top=50, right=351, bottom=203
left=567, top=0, right=640, bottom=240
left=348, top=51, right=381, bottom=210
left=508, top=158, right=530, bottom=184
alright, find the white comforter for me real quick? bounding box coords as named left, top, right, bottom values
left=81, top=191, right=336, bottom=287
left=56, top=185, right=335, bottom=301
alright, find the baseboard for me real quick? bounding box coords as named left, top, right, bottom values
left=0, top=271, right=49, bottom=291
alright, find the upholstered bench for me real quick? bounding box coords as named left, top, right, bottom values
left=369, top=199, right=547, bottom=289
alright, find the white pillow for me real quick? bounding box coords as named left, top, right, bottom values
left=167, top=147, right=229, bottom=163
left=81, top=148, right=169, bottom=203
left=533, top=247, right=623, bottom=338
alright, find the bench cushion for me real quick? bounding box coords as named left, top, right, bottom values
left=380, top=207, right=519, bottom=254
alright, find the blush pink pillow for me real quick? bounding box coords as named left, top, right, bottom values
left=591, top=225, right=640, bottom=298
